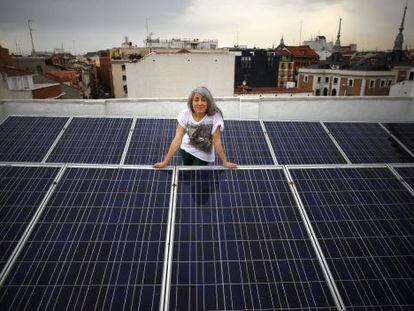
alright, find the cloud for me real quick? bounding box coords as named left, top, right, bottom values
left=0, top=0, right=412, bottom=53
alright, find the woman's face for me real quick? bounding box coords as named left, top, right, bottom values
left=192, top=93, right=208, bottom=115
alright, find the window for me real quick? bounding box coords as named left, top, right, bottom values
left=267, top=56, right=273, bottom=67
left=23, top=77, right=29, bottom=89
left=348, top=79, right=354, bottom=87
left=380, top=79, right=386, bottom=88
left=317, top=76, right=321, bottom=83
left=122, top=75, right=127, bottom=81
left=325, top=77, right=330, bottom=83
left=369, top=79, right=376, bottom=88
left=304, top=75, right=308, bottom=83
left=123, top=85, right=128, bottom=94
left=333, top=77, right=338, bottom=84
left=241, top=56, right=251, bottom=68
left=387, top=80, right=393, bottom=87
left=121, top=64, right=126, bottom=71
left=409, top=72, right=414, bottom=81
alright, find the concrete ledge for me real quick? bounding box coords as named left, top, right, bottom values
left=0, top=96, right=413, bottom=122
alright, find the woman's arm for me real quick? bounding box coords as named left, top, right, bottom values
left=212, top=127, right=237, bottom=169
left=153, top=124, right=185, bottom=168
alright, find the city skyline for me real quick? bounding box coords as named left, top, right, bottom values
left=0, top=0, right=413, bottom=55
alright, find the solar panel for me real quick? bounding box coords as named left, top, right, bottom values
left=216, top=120, right=274, bottom=165
left=0, top=167, right=172, bottom=311
left=289, top=167, right=414, bottom=310
left=264, top=121, right=347, bottom=164
left=124, top=118, right=182, bottom=165
left=47, top=118, right=132, bottom=164
left=325, top=122, right=413, bottom=163
left=0, top=117, right=68, bottom=162
left=394, top=166, right=414, bottom=191
left=169, top=168, right=338, bottom=310
left=0, top=165, right=60, bottom=272
left=383, top=123, right=414, bottom=154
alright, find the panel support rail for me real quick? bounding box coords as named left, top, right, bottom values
left=379, top=123, right=414, bottom=159
left=42, top=117, right=73, bottom=163
left=320, top=122, right=352, bottom=164
left=160, top=167, right=178, bottom=311
left=387, top=164, right=414, bottom=197
left=283, top=166, right=346, bottom=311
left=120, top=118, right=137, bottom=165
left=260, top=120, right=279, bottom=165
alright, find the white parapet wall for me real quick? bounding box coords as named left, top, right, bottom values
left=0, top=96, right=413, bottom=122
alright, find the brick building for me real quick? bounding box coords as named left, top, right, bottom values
left=275, top=45, right=319, bottom=86
left=298, top=68, right=397, bottom=96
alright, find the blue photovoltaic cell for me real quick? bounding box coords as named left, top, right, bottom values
left=290, top=167, right=414, bottom=310
left=384, top=123, right=414, bottom=154
left=47, top=118, right=132, bottom=164
left=124, top=118, right=181, bottom=165
left=170, top=169, right=337, bottom=311
left=395, top=166, right=414, bottom=191
left=215, top=120, right=274, bottom=165
left=0, top=166, right=59, bottom=272
left=325, top=122, right=413, bottom=163
left=0, top=168, right=172, bottom=311
left=264, top=121, right=346, bottom=164
left=0, top=116, right=68, bottom=162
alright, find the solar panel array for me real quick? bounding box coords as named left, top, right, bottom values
left=47, top=118, right=132, bottom=164
left=0, top=168, right=172, bottom=311
left=325, top=122, right=413, bottom=163
left=0, top=117, right=68, bottom=162
left=217, top=120, right=274, bottom=165
left=1, top=116, right=413, bottom=165
left=264, top=121, right=347, bottom=164
left=0, top=115, right=414, bottom=310
left=0, top=166, right=60, bottom=272
left=170, top=169, right=338, bottom=310
left=124, top=118, right=182, bottom=165
left=289, top=167, right=414, bottom=310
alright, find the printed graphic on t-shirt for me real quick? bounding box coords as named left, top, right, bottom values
left=187, top=123, right=213, bottom=153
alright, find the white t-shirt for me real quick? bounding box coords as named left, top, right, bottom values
left=177, top=109, right=224, bottom=162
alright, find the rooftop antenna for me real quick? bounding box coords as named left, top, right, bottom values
left=27, top=19, right=35, bottom=54
left=14, top=38, right=22, bottom=55
left=146, top=18, right=155, bottom=51
left=236, top=32, right=239, bottom=47
left=299, top=20, right=303, bottom=45
left=72, top=40, right=76, bottom=55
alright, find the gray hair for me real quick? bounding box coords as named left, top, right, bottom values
left=187, top=86, right=223, bottom=117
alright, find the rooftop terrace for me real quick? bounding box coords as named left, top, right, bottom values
left=0, top=96, right=413, bottom=311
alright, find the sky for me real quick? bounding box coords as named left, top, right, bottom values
left=0, top=0, right=413, bottom=55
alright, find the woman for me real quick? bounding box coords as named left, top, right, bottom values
left=153, top=86, right=237, bottom=168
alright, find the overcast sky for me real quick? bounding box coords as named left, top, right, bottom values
left=0, top=0, right=413, bottom=55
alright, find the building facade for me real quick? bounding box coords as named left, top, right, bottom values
left=230, top=48, right=279, bottom=88
left=298, top=68, right=397, bottom=96
left=125, top=52, right=235, bottom=98
left=0, top=64, right=62, bottom=99
left=275, top=46, right=319, bottom=86
left=144, top=38, right=218, bottom=49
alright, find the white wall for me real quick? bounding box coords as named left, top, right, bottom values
left=390, top=80, right=414, bottom=97
left=0, top=75, right=33, bottom=100
left=0, top=96, right=413, bottom=123
left=112, top=62, right=127, bottom=98
left=126, top=53, right=235, bottom=98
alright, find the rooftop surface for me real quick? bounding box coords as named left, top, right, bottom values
left=0, top=97, right=413, bottom=310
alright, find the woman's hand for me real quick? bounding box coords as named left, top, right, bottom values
left=223, top=161, right=237, bottom=169
left=153, top=161, right=168, bottom=168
